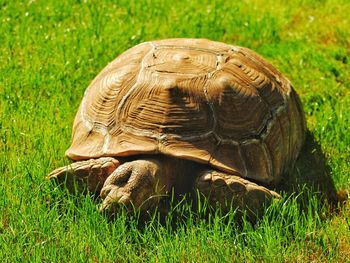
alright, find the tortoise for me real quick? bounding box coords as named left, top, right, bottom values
left=49, top=38, right=306, bottom=215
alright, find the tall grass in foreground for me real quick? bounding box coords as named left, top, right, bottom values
left=1, top=184, right=349, bottom=262
left=1, top=0, right=349, bottom=261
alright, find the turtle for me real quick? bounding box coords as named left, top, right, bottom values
left=49, top=38, right=306, bottom=215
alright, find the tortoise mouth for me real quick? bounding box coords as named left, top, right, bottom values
left=144, top=47, right=218, bottom=76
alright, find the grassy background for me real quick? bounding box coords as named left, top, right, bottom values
left=1, top=0, right=349, bottom=261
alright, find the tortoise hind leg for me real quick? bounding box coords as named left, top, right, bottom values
left=195, top=170, right=280, bottom=217
left=48, top=157, right=121, bottom=194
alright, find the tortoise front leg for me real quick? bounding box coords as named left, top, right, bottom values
left=48, top=157, right=121, bottom=194
left=100, top=157, right=177, bottom=213
left=100, top=156, right=195, bottom=213
left=195, top=170, right=280, bottom=217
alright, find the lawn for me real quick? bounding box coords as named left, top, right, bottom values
left=1, top=0, right=349, bottom=261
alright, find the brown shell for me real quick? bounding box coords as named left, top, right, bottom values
left=66, top=38, right=306, bottom=184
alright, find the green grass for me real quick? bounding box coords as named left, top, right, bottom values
left=1, top=0, right=350, bottom=261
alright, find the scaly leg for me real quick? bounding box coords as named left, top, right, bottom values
left=48, top=157, right=121, bottom=194
left=100, top=156, right=187, bottom=213
left=195, top=170, right=281, bottom=217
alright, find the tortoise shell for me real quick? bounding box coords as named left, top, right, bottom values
left=66, top=38, right=306, bottom=184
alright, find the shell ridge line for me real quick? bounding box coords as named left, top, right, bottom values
left=261, top=140, right=274, bottom=180
left=156, top=45, right=220, bottom=55
left=150, top=70, right=201, bottom=77
left=116, top=42, right=156, bottom=117
left=116, top=42, right=156, bottom=135
left=237, top=144, right=248, bottom=177
left=230, top=58, right=288, bottom=141
left=283, top=95, right=292, bottom=174
left=103, top=42, right=156, bottom=152
left=203, top=62, right=218, bottom=137
left=275, top=112, right=287, bottom=175
left=206, top=53, right=225, bottom=165
left=122, top=123, right=215, bottom=141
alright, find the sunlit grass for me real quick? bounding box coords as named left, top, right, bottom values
left=1, top=0, right=349, bottom=261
